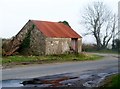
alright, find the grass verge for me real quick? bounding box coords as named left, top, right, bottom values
left=99, top=74, right=120, bottom=89
left=1, top=53, right=103, bottom=68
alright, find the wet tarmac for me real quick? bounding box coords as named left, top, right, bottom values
left=1, top=66, right=118, bottom=89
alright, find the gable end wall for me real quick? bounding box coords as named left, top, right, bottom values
left=14, top=21, right=46, bottom=55
left=30, top=26, right=46, bottom=55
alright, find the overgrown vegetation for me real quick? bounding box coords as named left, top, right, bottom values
left=82, top=43, right=97, bottom=52
left=82, top=43, right=119, bottom=54
left=58, top=21, right=71, bottom=28
left=19, top=25, right=35, bottom=55
left=99, top=74, right=120, bottom=89
left=2, top=53, right=102, bottom=67
left=112, top=39, right=120, bottom=53
left=20, top=30, right=31, bottom=49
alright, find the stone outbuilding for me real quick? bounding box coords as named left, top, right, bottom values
left=4, top=20, right=82, bottom=55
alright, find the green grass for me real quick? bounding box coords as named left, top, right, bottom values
left=109, top=74, right=120, bottom=88
left=85, top=49, right=120, bottom=54
left=1, top=53, right=103, bottom=66
left=0, top=57, right=2, bottom=65
left=99, top=74, right=120, bottom=89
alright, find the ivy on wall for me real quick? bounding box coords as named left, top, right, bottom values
left=19, top=25, right=35, bottom=54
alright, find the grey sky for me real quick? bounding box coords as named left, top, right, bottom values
left=0, top=0, right=119, bottom=43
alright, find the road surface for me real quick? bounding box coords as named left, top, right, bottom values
left=2, top=53, right=119, bottom=80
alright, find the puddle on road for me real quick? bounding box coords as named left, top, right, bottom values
left=1, top=79, right=23, bottom=87
left=1, top=71, right=118, bottom=88
left=82, top=72, right=118, bottom=88
left=21, top=76, right=79, bottom=87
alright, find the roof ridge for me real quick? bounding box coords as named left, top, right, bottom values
left=31, top=20, right=58, bottom=23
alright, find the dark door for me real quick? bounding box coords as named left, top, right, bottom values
left=71, top=38, right=78, bottom=52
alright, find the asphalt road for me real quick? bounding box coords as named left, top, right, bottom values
left=2, top=53, right=119, bottom=80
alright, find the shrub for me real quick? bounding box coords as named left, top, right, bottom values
left=82, top=43, right=97, bottom=52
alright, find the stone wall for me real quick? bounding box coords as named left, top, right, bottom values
left=78, top=38, right=82, bottom=53
left=29, top=27, right=46, bottom=55
left=45, top=38, right=82, bottom=55
left=16, top=20, right=46, bottom=55
left=13, top=20, right=35, bottom=55
left=45, top=38, right=68, bottom=55
left=2, top=21, right=33, bottom=55
left=4, top=20, right=46, bottom=55
left=15, top=20, right=33, bottom=41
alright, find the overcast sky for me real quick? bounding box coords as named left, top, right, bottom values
left=0, top=0, right=119, bottom=43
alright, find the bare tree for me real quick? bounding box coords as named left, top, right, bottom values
left=82, top=2, right=118, bottom=50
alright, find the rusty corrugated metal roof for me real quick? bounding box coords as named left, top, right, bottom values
left=31, top=20, right=82, bottom=38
